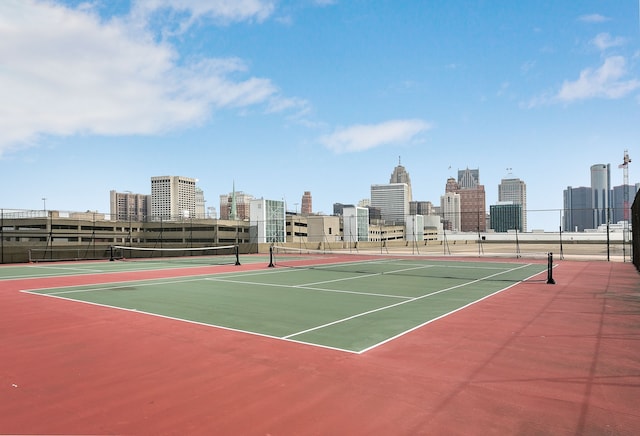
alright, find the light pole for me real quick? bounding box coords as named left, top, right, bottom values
left=293, top=203, right=299, bottom=247
left=41, top=197, right=47, bottom=212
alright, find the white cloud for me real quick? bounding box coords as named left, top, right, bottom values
left=313, top=0, right=338, bottom=6
left=319, top=119, right=431, bottom=154
left=591, top=33, right=626, bottom=51
left=0, top=0, right=292, bottom=156
left=131, top=0, right=276, bottom=31
left=556, top=56, right=640, bottom=101
left=578, top=14, right=611, bottom=23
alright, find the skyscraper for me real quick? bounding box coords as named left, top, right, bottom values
left=219, top=189, right=253, bottom=220
left=490, top=203, right=523, bottom=232
left=457, top=187, right=486, bottom=232
left=301, top=191, right=312, bottom=215
left=591, top=164, right=610, bottom=228
left=109, top=190, right=150, bottom=221
left=195, top=187, right=206, bottom=219
left=612, top=183, right=640, bottom=223
left=446, top=171, right=486, bottom=232
left=440, top=189, right=461, bottom=231
left=150, top=175, right=197, bottom=221
left=370, top=183, right=410, bottom=224
left=390, top=157, right=412, bottom=202
left=563, top=186, right=593, bottom=231
left=498, top=173, right=527, bottom=231
left=458, top=168, right=479, bottom=188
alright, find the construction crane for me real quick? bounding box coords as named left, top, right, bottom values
left=618, top=150, right=632, bottom=261
left=618, top=150, right=632, bottom=222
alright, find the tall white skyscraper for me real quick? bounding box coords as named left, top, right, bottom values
left=150, top=175, right=197, bottom=221
left=440, top=191, right=461, bottom=231
left=498, top=173, right=527, bottom=232
left=370, top=183, right=410, bottom=224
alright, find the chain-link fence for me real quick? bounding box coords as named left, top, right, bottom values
left=0, top=206, right=634, bottom=264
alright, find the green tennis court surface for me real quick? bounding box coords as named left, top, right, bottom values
left=22, top=259, right=548, bottom=353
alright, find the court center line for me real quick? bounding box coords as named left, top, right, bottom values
left=204, top=277, right=413, bottom=300
left=358, top=265, right=549, bottom=354
left=295, top=264, right=436, bottom=287
left=282, top=263, right=533, bottom=340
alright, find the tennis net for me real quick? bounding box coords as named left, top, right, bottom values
left=111, top=244, right=240, bottom=266
left=28, top=246, right=112, bottom=263
left=267, top=245, right=553, bottom=283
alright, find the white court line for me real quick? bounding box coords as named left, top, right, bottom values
left=205, top=276, right=413, bottom=300
left=359, top=265, right=549, bottom=353
left=24, top=290, right=361, bottom=354
left=32, top=276, right=209, bottom=295
left=21, top=260, right=545, bottom=354
left=28, top=265, right=107, bottom=273
left=282, top=263, right=533, bottom=341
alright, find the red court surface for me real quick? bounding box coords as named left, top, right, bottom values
left=1, top=259, right=639, bottom=435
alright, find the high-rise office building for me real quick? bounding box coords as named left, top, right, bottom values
left=490, top=202, right=523, bottom=232
left=563, top=186, right=593, bottom=231
left=498, top=174, right=527, bottom=231
left=150, top=175, right=197, bottom=221
left=301, top=191, right=312, bottom=215
left=370, top=183, right=410, bottom=224
left=440, top=190, right=461, bottom=231
left=219, top=190, right=254, bottom=220
left=410, top=201, right=434, bottom=216
left=458, top=187, right=486, bottom=232
left=445, top=173, right=486, bottom=232
left=458, top=168, right=479, bottom=188
left=195, top=187, right=206, bottom=219
left=591, top=164, right=610, bottom=228
left=612, top=183, right=640, bottom=223
left=389, top=158, right=412, bottom=202
left=332, top=203, right=353, bottom=216
left=445, top=177, right=459, bottom=193
left=109, top=190, right=151, bottom=221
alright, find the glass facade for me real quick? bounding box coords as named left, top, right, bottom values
left=250, top=198, right=285, bottom=243
left=490, top=203, right=523, bottom=232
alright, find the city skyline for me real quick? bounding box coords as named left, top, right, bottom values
left=0, top=1, right=638, bottom=231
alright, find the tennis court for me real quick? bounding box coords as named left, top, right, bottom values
left=20, top=254, right=548, bottom=353
left=0, top=245, right=264, bottom=280
left=2, top=251, right=639, bottom=435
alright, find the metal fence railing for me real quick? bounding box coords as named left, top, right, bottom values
left=1, top=205, right=636, bottom=264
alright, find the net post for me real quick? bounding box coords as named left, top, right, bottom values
left=234, top=245, right=241, bottom=266
left=109, top=246, right=114, bottom=261
left=268, top=245, right=275, bottom=268
left=546, top=252, right=556, bottom=284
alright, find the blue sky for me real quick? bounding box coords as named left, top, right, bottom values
left=1, top=0, right=639, bottom=230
